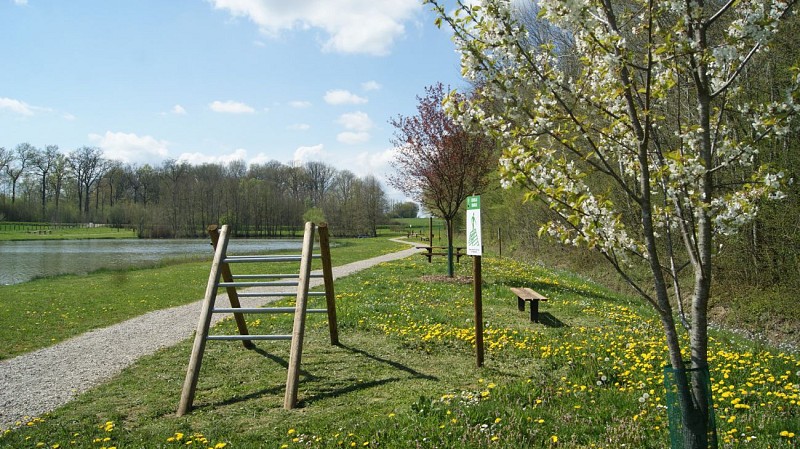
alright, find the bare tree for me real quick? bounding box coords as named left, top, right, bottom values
left=68, top=146, right=108, bottom=217
left=31, top=145, right=59, bottom=217
left=305, top=161, right=336, bottom=207
left=5, top=143, right=36, bottom=204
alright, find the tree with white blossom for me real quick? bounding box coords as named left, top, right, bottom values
left=430, top=0, right=799, bottom=446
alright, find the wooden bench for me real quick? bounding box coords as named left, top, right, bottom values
left=416, top=246, right=466, bottom=263
left=510, top=287, right=548, bottom=323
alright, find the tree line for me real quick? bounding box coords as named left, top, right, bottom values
left=0, top=144, right=415, bottom=238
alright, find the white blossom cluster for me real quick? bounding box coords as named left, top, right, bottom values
left=435, top=0, right=798, bottom=261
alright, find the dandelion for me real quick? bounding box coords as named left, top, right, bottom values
left=551, top=435, right=559, bottom=443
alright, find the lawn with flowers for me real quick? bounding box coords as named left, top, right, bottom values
left=1, top=255, right=798, bottom=448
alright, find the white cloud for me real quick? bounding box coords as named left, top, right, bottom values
left=178, top=148, right=249, bottom=165
left=292, top=144, right=326, bottom=165
left=356, top=147, right=397, bottom=172
left=289, top=100, right=312, bottom=108
left=0, top=97, right=35, bottom=116
left=209, top=0, right=421, bottom=56
left=337, top=131, right=370, bottom=145
left=13, top=0, right=28, bottom=5
left=324, top=89, right=367, bottom=105
left=63, top=113, right=77, bottom=121
left=361, top=80, right=382, bottom=91
left=337, top=111, right=373, bottom=131
left=209, top=100, right=255, bottom=114
left=172, top=104, right=187, bottom=115
left=288, top=123, right=311, bottom=131
left=89, top=131, right=170, bottom=165
left=248, top=152, right=274, bottom=165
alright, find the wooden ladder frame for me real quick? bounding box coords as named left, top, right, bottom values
left=177, top=222, right=338, bottom=415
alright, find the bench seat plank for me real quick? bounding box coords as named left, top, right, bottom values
left=510, top=287, right=548, bottom=322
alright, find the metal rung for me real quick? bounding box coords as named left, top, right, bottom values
left=236, top=291, right=326, bottom=298
left=218, top=281, right=299, bottom=288
left=206, top=334, right=292, bottom=341
left=223, top=255, right=320, bottom=263
left=231, top=274, right=323, bottom=279
left=212, top=307, right=328, bottom=314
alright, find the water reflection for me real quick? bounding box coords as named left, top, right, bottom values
left=0, top=238, right=302, bottom=285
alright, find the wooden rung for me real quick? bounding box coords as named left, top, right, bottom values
left=212, top=307, right=328, bottom=314
left=206, top=334, right=292, bottom=341
left=218, top=281, right=299, bottom=288
left=231, top=274, right=323, bottom=279
left=236, top=291, right=326, bottom=298
left=222, top=255, right=321, bottom=263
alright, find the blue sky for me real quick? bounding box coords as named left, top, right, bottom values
left=0, top=0, right=468, bottom=199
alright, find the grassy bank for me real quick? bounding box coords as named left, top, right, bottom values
left=0, top=223, right=137, bottom=241
left=0, top=236, right=406, bottom=359
left=1, top=255, right=797, bottom=448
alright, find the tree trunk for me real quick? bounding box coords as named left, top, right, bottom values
left=445, top=218, right=455, bottom=277
left=665, top=361, right=717, bottom=449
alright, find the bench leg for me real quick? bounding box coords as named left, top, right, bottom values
left=517, top=297, right=525, bottom=311
left=530, top=300, right=540, bottom=323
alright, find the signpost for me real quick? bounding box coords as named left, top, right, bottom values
left=466, top=195, right=482, bottom=256
left=466, top=195, right=484, bottom=367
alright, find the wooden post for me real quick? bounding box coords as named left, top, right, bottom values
left=284, top=222, right=315, bottom=409
left=429, top=216, right=433, bottom=244
left=178, top=225, right=231, bottom=416
left=318, top=223, right=339, bottom=345
left=498, top=227, right=502, bottom=258
left=473, top=255, right=484, bottom=368
left=208, top=224, right=254, bottom=350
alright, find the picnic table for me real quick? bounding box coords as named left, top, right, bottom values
left=415, top=245, right=467, bottom=263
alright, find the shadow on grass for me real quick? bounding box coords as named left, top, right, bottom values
left=537, top=312, right=567, bottom=328
left=299, top=344, right=440, bottom=407
left=191, top=345, right=319, bottom=411
left=196, top=384, right=287, bottom=412
left=338, top=344, right=439, bottom=382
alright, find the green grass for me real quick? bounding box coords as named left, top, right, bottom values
left=1, top=256, right=797, bottom=448
left=0, top=223, right=137, bottom=241
left=0, top=236, right=406, bottom=359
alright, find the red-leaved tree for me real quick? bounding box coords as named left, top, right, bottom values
left=389, top=82, right=496, bottom=277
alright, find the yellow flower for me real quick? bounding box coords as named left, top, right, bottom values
left=288, top=429, right=296, bottom=435
left=551, top=435, right=558, bottom=443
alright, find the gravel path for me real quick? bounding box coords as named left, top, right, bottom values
left=0, top=239, right=420, bottom=431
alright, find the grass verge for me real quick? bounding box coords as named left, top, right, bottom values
left=0, top=236, right=406, bottom=359
left=1, top=256, right=797, bottom=448
left=0, top=224, right=137, bottom=241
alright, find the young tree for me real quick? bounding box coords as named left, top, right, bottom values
left=431, top=0, right=799, bottom=446
left=390, top=82, right=496, bottom=276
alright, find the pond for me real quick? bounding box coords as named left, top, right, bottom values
left=0, top=238, right=303, bottom=285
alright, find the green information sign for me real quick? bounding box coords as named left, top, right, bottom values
left=467, top=195, right=480, bottom=210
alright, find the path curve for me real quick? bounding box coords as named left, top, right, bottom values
left=0, top=239, right=420, bottom=431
